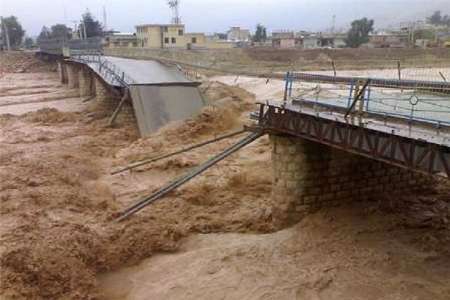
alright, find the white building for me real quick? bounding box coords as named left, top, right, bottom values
left=227, top=27, right=251, bottom=42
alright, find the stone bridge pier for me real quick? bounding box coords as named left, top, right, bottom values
left=270, top=135, right=430, bottom=226
left=78, top=67, right=94, bottom=97
left=57, top=61, right=67, bottom=84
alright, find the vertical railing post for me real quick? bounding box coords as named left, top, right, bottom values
left=283, top=71, right=290, bottom=103
left=365, top=87, right=371, bottom=112
left=288, top=73, right=294, bottom=98
left=347, top=80, right=354, bottom=108
left=258, top=103, right=265, bottom=126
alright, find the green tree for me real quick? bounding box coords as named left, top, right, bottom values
left=253, top=23, right=267, bottom=42
left=23, top=37, right=34, bottom=49
left=1, top=16, right=25, bottom=48
left=345, top=18, right=374, bottom=48
left=79, top=11, right=103, bottom=38
left=50, top=24, right=71, bottom=39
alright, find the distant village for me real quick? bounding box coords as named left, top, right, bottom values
left=100, top=20, right=450, bottom=50
left=2, top=8, right=450, bottom=52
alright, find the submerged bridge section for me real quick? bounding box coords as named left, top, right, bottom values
left=59, top=52, right=204, bottom=136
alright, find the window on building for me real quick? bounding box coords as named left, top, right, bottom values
left=178, top=29, right=184, bottom=36
left=163, top=26, right=168, bottom=33
left=165, top=37, right=169, bottom=44
left=172, top=37, right=176, bottom=43
left=192, top=37, right=197, bottom=44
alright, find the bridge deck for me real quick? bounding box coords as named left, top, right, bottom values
left=258, top=100, right=450, bottom=178
left=69, top=55, right=199, bottom=87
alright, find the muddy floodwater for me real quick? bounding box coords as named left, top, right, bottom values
left=1, top=53, right=450, bottom=300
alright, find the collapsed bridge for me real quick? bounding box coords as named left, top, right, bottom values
left=37, top=42, right=449, bottom=223
left=57, top=51, right=205, bottom=136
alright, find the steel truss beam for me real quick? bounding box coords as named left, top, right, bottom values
left=289, top=73, right=450, bottom=94
left=259, top=104, right=450, bottom=179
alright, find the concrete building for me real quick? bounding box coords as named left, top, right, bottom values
left=227, top=27, right=250, bottom=42
left=368, top=31, right=409, bottom=48
left=105, top=33, right=138, bottom=48
left=302, top=35, right=320, bottom=49
left=184, top=32, right=207, bottom=49
left=272, top=31, right=301, bottom=48
left=136, top=24, right=186, bottom=48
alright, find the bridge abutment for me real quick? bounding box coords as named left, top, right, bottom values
left=66, top=64, right=79, bottom=89
left=270, top=135, right=428, bottom=226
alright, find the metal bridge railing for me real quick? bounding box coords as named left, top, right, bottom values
left=70, top=51, right=136, bottom=88
left=284, top=72, right=450, bottom=127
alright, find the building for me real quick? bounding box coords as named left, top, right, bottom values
left=302, top=35, right=320, bottom=49
left=368, top=31, right=409, bottom=48
left=227, top=27, right=250, bottom=42
left=105, top=33, right=138, bottom=48
left=184, top=32, right=207, bottom=49
left=136, top=24, right=186, bottom=48
left=319, top=33, right=347, bottom=48
left=272, top=31, right=301, bottom=48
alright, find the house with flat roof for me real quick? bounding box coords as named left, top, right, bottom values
left=105, top=33, right=138, bottom=48
left=136, top=24, right=186, bottom=49
left=227, top=27, right=250, bottom=42
left=272, top=31, right=301, bottom=48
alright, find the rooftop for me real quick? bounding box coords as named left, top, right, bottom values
left=136, top=24, right=185, bottom=28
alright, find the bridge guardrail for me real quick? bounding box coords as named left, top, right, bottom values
left=284, top=72, right=450, bottom=128
left=71, top=52, right=135, bottom=88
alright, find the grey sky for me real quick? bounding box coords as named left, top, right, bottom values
left=1, top=0, right=449, bottom=37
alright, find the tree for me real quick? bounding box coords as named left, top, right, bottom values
left=1, top=16, right=25, bottom=48
left=50, top=24, right=71, bottom=40
left=253, top=24, right=267, bottom=42
left=427, top=10, right=450, bottom=26
left=79, top=11, right=103, bottom=38
left=345, top=18, right=374, bottom=48
left=37, top=26, right=51, bottom=41
left=428, top=11, right=443, bottom=25
left=23, top=37, right=35, bottom=49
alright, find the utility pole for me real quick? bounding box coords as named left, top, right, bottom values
left=331, top=15, right=336, bottom=34
left=82, top=20, right=87, bottom=40
left=103, top=6, right=108, bottom=32
left=1, top=17, right=11, bottom=51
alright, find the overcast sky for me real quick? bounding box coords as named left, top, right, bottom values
left=1, top=0, right=449, bottom=37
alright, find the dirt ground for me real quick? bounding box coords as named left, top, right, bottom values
left=1, top=52, right=449, bottom=299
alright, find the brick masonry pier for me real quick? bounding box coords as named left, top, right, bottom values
left=270, top=134, right=430, bottom=226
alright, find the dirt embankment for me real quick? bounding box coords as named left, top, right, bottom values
left=105, top=47, right=450, bottom=75
left=0, top=51, right=56, bottom=74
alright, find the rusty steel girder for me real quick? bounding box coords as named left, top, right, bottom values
left=258, top=103, right=450, bottom=179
